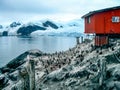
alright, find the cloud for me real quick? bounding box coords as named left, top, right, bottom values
left=0, top=0, right=64, bottom=14
left=0, top=0, right=120, bottom=14
left=0, top=0, right=120, bottom=24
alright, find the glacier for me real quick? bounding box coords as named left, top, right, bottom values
left=0, top=19, right=84, bottom=37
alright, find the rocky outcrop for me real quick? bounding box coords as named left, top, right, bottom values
left=17, top=25, right=46, bottom=35
left=0, top=25, right=3, bottom=29
left=2, top=40, right=120, bottom=90
left=0, top=75, right=9, bottom=89
left=2, top=31, right=8, bottom=36
left=10, top=22, right=21, bottom=28
left=42, top=21, right=58, bottom=29
left=0, top=49, right=43, bottom=74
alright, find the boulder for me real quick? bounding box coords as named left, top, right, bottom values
left=65, top=79, right=79, bottom=86
left=0, top=75, right=9, bottom=89
left=89, top=64, right=98, bottom=72
left=114, top=81, right=120, bottom=90
left=8, top=74, right=18, bottom=81
left=69, top=69, right=89, bottom=78
left=0, top=67, right=12, bottom=74
left=47, top=69, right=66, bottom=82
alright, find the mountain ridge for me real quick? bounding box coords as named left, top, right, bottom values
left=0, top=19, right=84, bottom=36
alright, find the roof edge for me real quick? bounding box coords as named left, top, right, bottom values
left=82, top=6, right=120, bottom=18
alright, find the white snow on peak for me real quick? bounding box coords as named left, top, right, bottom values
left=31, top=19, right=84, bottom=37
left=0, top=19, right=84, bottom=36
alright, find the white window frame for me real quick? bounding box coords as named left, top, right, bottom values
left=87, top=17, right=91, bottom=23
left=112, top=16, right=120, bottom=23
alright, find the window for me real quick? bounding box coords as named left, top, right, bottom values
left=112, top=16, right=120, bottom=22
left=87, top=17, right=91, bottom=23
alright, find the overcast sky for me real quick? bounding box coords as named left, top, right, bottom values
left=0, top=0, right=120, bottom=25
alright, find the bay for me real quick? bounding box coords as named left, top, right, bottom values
left=0, top=36, right=78, bottom=67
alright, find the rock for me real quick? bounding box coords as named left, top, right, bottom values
left=8, top=74, right=18, bottom=81
left=18, top=67, right=28, bottom=78
left=0, top=75, right=9, bottom=88
left=50, top=72, right=66, bottom=81
left=0, top=25, right=3, bottom=29
left=11, top=86, right=18, bottom=90
left=3, top=38, right=120, bottom=90
left=17, top=25, right=46, bottom=35
left=62, top=67, right=68, bottom=72
left=83, top=38, right=92, bottom=43
left=2, top=31, right=8, bottom=36
left=1, top=49, right=43, bottom=74
left=114, top=81, right=120, bottom=90
left=42, top=21, right=58, bottom=29
left=70, top=69, right=89, bottom=78
left=10, top=22, right=21, bottom=27
left=89, top=64, right=98, bottom=72
left=103, top=65, right=120, bottom=89
left=105, top=53, right=119, bottom=64
left=0, top=67, right=11, bottom=73
left=65, top=79, right=79, bottom=86
left=27, top=49, right=43, bottom=56
left=46, top=69, right=67, bottom=82
left=111, top=65, right=120, bottom=81
left=106, top=70, right=112, bottom=79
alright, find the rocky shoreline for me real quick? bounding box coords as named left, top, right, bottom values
left=1, top=39, right=120, bottom=90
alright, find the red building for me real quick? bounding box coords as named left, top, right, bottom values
left=82, top=6, right=120, bottom=46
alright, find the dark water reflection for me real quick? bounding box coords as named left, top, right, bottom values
left=0, top=36, right=77, bottom=67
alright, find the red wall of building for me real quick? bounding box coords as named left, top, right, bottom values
left=84, top=15, right=95, bottom=33
left=85, top=9, right=120, bottom=34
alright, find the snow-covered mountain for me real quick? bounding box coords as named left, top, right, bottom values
left=0, top=19, right=84, bottom=37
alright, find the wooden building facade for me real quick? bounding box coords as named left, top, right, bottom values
left=82, top=6, right=120, bottom=46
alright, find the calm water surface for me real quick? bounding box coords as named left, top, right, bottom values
left=0, top=36, right=77, bottom=67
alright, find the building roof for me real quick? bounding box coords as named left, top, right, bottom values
left=82, top=6, right=120, bottom=18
